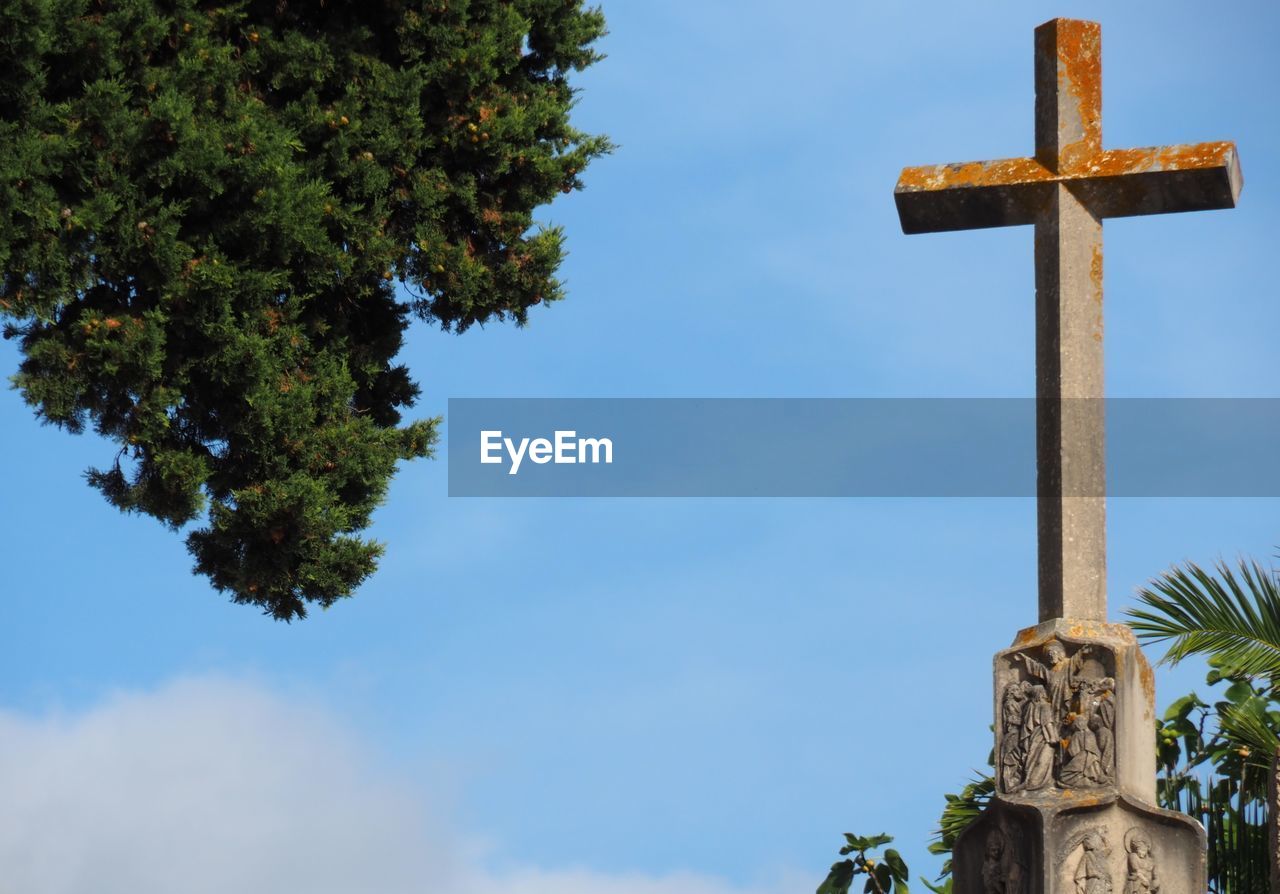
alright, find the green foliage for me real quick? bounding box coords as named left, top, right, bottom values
left=1194, top=783, right=1269, bottom=894
left=0, top=0, right=611, bottom=618
left=1129, top=558, right=1280, bottom=679
left=817, top=833, right=910, bottom=894
left=926, top=772, right=993, bottom=880
left=1153, top=668, right=1275, bottom=893
left=1155, top=672, right=1280, bottom=803
left=1127, top=553, right=1280, bottom=891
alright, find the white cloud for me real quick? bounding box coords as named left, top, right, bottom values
left=0, top=678, right=788, bottom=894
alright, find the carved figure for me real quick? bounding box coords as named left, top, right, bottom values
left=1124, top=830, right=1158, bottom=894
left=1073, top=830, right=1113, bottom=894
left=1021, top=685, right=1055, bottom=791
left=981, top=826, right=1025, bottom=894
left=1089, top=678, right=1116, bottom=784
left=1059, top=713, right=1102, bottom=787
left=1016, top=640, right=1093, bottom=719
left=999, top=681, right=1030, bottom=792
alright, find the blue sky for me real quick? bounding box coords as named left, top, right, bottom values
left=1, top=2, right=1277, bottom=891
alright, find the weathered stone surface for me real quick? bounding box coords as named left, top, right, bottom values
left=953, top=621, right=1205, bottom=894
left=893, top=17, right=1243, bottom=624
left=994, top=621, right=1151, bottom=802
left=953, top=794, right=1205, bottom=894
left=1034, top=183, right=1105, bottom=624
left=892, top=143, right=1240, bottom=234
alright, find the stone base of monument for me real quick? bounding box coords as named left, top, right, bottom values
left=953, top=792, right=1205, bottom=893
left=952, top=620, right=1207, bottom=893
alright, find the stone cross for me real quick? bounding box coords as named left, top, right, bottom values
left=893, top=19, right=1242, bottom=894
left=894, top=17, right=1241, bottom=625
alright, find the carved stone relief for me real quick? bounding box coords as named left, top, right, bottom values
left=1123, top=828, right=1158, bottom=894
left=999, top=639, right=1116, bottom=793
left=980, top=822, right=1027, bottom=894
left=1059, top=827, right=1113, bottom=894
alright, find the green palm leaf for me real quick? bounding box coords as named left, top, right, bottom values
left=1127, top=559, right=1280, bottom=680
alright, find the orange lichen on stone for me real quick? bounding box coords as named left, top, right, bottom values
left=1080, top=142, right=1235, bottom=177
left=1055, top=19, right=1102, bottom=171
left=895, top=156, right=1053, bottom=193
left=1013, top=626, right=1045, bottom=648
left=897, top=141, right=1235, bottom=198
left=1140, top=658, right=1155, bottom=704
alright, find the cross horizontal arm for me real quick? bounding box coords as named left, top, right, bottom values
left=1070, top=142, right=1242, bottom=220
left=894, top=141, right=1241, bottom=234
left=895, top=158, right=1052, bottom=234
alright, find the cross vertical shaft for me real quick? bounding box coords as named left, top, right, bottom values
left=893, top=17, right=1240, bottom=626
left=1034, top=20, right=1106, bottom=622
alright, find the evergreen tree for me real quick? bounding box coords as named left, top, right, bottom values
left=0, top=0, right=611, bottom=619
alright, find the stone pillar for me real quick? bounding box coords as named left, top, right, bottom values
left=952, top=619, right=1206, bottom=894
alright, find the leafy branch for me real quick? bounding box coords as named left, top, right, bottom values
left=817, top=833, right=910, bottom=894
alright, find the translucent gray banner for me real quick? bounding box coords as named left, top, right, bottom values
left=446, top=398, right=1280, bottom=497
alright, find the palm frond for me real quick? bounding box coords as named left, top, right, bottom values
left=928, top=772, right=993, bottom=878
left=1127, top=558, right=1280, bottom=680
